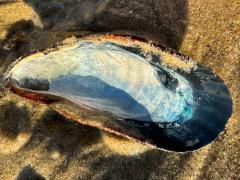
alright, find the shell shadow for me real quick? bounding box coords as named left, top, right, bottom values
left=16, top=165, right=45, bottom=180
left=20, top=108, right=103, bottom=179
left=0, top=101, right=30, bottom=139
left=83, top=150, right=192, bottom=180
left=0, top=20, right=34, bottom=74
left=23, top=0, right=188, bottom=50
left=42, top=74, right=152, bottom=121
left=21, top=108, right=102, bottom=153
left=0, top=100, right=33, bottom=154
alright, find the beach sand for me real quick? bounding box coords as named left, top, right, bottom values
left=0, top=0, right=239, bottom=179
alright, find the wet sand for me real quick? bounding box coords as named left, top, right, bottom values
left=0, top=0, right=239, bottom=179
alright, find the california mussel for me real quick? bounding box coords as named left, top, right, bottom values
left=5, top=35, right=232, bottom=152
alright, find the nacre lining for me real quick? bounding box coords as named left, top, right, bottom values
left=8, top=42, right=193, bottom=124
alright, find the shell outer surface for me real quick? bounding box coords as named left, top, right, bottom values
left=5, top=35, right=233, bottom=152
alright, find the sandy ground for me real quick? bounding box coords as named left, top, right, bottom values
left=0, top=0, right=239, bottom=179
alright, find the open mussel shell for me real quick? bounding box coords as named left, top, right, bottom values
left=4, top=35, right=232, bottom=152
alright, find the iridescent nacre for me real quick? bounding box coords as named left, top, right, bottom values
left=5, top=35, right=232, bottom=152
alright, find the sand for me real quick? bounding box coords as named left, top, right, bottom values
left=0, top=0, right=239, bottom=179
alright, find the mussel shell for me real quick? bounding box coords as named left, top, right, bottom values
left=4, top=35, right=232, bottom=152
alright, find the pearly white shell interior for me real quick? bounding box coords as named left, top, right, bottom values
left=8, top=42, right=194, bottom=123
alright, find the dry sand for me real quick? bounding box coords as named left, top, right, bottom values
left=0, top=0, right=239, bottom=179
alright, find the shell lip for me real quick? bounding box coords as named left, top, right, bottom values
left=5, top=79, right=61, bottom=104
